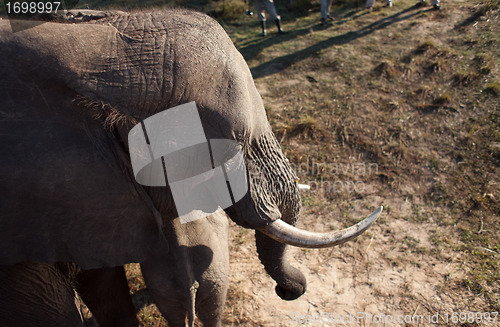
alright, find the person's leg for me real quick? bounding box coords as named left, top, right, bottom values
left=430, top=0, right=440, bottom=9
left=263, top=0, right=278, bottom=21
left=415, top=0, right=426, bottom=7
left=320, top=0, right=328, bottom=19
left=366, top=0, right=375, bottom=9
left=260, top=20, right=267, bottom=36
left=320, top=0, right=334, bottom=24
left=327, top=0, right=334, bottom=13
left=263, top=0, right=285, bottom=34
left=275, top=17, right=285, bottom=34
left=416, top=0, right=439, bottom=9
left=255, top=0, right=268, bottom=36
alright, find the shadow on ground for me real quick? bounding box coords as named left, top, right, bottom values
left=245, top=5, right=429, bottom=78
left=238, top=6, right=371, bottom=62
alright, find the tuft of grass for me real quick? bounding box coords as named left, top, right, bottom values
left=288, top=115, right=324, bottom=139
left=425, top=57, right=449, bottom=73
left=373, top=60, right=401, bottom=79
left=137, top=304, right=168, bottom=327
left=414, top=39, right=437, bottom=55
left=433, top=91, right=451, bottom=106
left=477, top=0, right=500, bottom=15
left=406, top=205, right=430, bottom=223
left=403, top=235, right=420, bottom=248
left=210, top=0, right=248, bottom=22
left=452, top=70, right=479, bottom=86
left=485, top=80, right=500, bottom=96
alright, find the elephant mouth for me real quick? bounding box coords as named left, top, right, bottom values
left=258, top=206, right=382, bottom=248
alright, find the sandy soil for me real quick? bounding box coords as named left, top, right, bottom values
left=224, top=197, right=479, bottom=326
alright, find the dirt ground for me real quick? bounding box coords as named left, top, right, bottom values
left=218, top=1, right=499, bottom=326
left=223, top=201, right=476, bottom=326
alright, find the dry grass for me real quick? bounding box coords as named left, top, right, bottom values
left=287, top=115, right=325, bottom=139
left=230, top=0, right=500, bottom=319
left=485, top=80, right=500, bottom=96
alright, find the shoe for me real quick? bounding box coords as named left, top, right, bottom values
left=415, top=0, right=426, bottom=7
left=321, top=15, right=333, bottom=26
left=386, top=0, right=392, bottom=7
left=432, top=4, right=440, bottom=10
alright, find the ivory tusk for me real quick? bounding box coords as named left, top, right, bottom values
left=297, top=184, right=311, bottom=191
left=259, top=206, right=383, bottom=248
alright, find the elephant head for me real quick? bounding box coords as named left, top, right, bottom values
left=0, top=9, right=381, bottom=302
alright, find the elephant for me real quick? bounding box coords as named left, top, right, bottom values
left=141, top=210, right=229, bottom=327
left=0, top=9, right=382, bottom=327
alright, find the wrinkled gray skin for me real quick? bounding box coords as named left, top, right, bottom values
left=141, top=211, right=229, bottom=327
left=0, top=9, right=304, bottom=326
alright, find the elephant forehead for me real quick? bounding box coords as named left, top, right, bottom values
left=1, top=10, right=268, bottom=141
left=85, top=11, right=240, bottom=112
left=86, top=10, right=265, bottom=138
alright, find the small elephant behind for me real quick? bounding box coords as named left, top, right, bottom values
left=141, top=210, right=230, bottom=327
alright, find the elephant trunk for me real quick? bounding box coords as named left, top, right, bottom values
left=255, top=230, right=306, bottom=300
left=229, top=131, right=382, bottom=300
left=245, top=132, right=302, bottom=224
left=225, top=132, right=301, bottom=229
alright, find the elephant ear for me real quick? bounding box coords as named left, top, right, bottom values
left=0, top=21, right=166, bottom=269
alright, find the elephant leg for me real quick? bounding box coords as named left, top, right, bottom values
left=0, top=262, right=83, bottom=327
left=77, top=266, right=138, bottom=327
left=195, top=246, right=229, bottom=327
left=142, top=214, right=228, bottom=327
left=195, top=289, right=227, bottom=327
left=141, top=257, right=192, bottom=327
left=255, top=230, right=307, bottom=300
